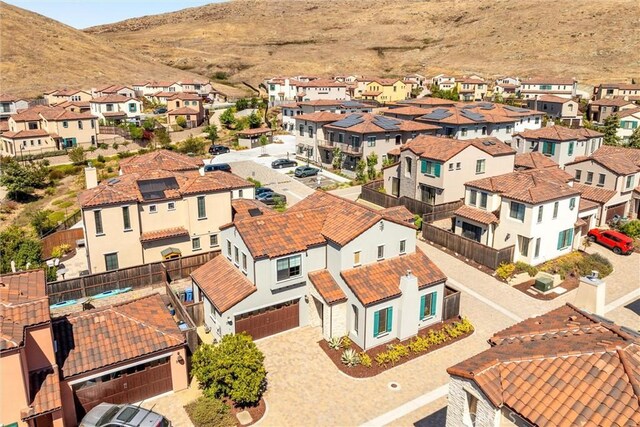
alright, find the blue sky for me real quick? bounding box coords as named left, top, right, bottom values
left=5, top=0, right=225, bottom=29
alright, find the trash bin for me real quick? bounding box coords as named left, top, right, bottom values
left=185, top=288, right=193, bottom=303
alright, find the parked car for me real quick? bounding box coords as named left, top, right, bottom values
left=255, top=187, right=273, bottom=197
left=153, top=107, right=167, bottom=114
left=271, top=158, right=297, bottom=169
left=294, top=165, right=320, bottom=178
left=587, top=228, right=634, bottom=255
left=209, top=144, right=230, bottom=155
left=257, top=192, right=287, bottom=205
left=80, top=403, right=170, bottom=427
left=204, top=163, right=231, bottom=173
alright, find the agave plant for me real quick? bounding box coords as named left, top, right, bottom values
left=328, top=336, right=342, bottom=350
left=341, top=348, right=361, bottom=367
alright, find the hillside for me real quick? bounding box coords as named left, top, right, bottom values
left=0, top=2, right=247, bottom=98
left=86, top=0, right=640, bottom=86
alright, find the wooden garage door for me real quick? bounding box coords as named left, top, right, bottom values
left=74, top=358, right=172, bottom=418
left=606, top=203, right=626, bottom=222
left=235, top=299, right=299, bottom=340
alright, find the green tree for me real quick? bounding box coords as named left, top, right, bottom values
left=0, top=158, right=49, bottom=201
left=177, top=136, right=206, bottom=155
left=259, top=134, right=269, bottom=155
left=141, top=118, right=156, bottom=131
left=366, top=152, right=378, bottom=180
left=128, top=124, right=144, bottom=141
left=248, top=112, right=261, bottom=129
left=68, top=146, right=86, bottom=165
left=192, top=334, right=266, bottom=406
left=355, top=159, right=367, bottom=182
left=602, top=114, right=622, bottom=145
left=204, top=124, right=219, bottom=143
left=184, top=396, right=234, bottom=427
left=235, top=98, right=249, bottom=111
left=0, top=226, right=43, bottom=273
left=30, top=209, right=57, bottom=237
left=154, top=127, right=172, bottom=149
left=175, top=116, right=188, bottom=129
left=219, top=108, right=236, bottom=128
left=627, top=126, right=640, bottom=148
left=234, top=117, right=248, bottom=131
left=332, top=147, right=343, bottom=170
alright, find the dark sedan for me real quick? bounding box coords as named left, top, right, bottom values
left=209, top=144, right=230, bottom=155
left=294, top=165, right=320, bottom=178
left=271, top=158, right=298, bottom=169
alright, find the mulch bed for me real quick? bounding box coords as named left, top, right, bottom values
left=225, top=397, right=266, bottom=427
left=319, top=317, right=473, bottom=378
left=513, top=274, right=579, bottom=300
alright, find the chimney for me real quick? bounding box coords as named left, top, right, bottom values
left=397, top=271, right=419, bottom=341
left=574, top=272, right=606, bottom=316
left=84, top=164, right=98, bottom=189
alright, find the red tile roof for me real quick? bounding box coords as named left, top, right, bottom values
left=53, top=294, right=184, bottom=378
left=0, top=93, right=26, bottom=102
left=522, top=77, right=575, bottom=85
left=119, top=149, right=203, bottom=174
left=90, top=94, right=134, bottom=104
left=578, top=198, right=599, bottom=212
left=383, top=106, right=431, bottom=116
left=454, top=205, right=499, bottom=225
left=11, top=105, right=95, bottom=122
left=21, top=366, right=62, bottom=420
left=416, top=103, right=540, bottom=126
left=448, top=304, right=640, bottom=427
left=514, top=152, right=559, bottom=170
left=169, top=92, right=201, bottom=101
left=295, top=111, right=345, bottom=123
left=168, top=106, right=199, bottom=115
left=515, top=125, right=603, bottom=142
left=590, top=98, right=637, bottom=107
left=617, top=107, right=640, bottom=119
left=379, top=206, right=416, bottom=224
left=567, top=145, right=640, bottom=176
left=323, top=113, right=439, bottom=134
left=237, top=127, right=273, bottom=136
left=140, top=226, right=189, bottom=243
left=341, top=248, right=446, bottom=306
left=231, top=199, right=275, bottom=221
left=534, top=94, right=573, bottom=103
left=401, top=135, right=515, bottom=161
left=1, top=129, right=51, bottom=139
left=573, top=183, right=617, bottom=204
left=191, top=255, right=256, bottom=313
left=0, top=270, right=47, bottom=303
left=308, top=270, right=347, bottom=305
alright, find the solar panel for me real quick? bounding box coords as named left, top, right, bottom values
left=138, top=177, right=179, bottom=201
left=341, top=101, right=364, bottom=108
left=330, top=113, right=364, bottom=128
left=460, top=109, right=486, bottom=122
left=248, top=208, right=263, bottom=217
left=504, top=105, right=530, bottom=113
left=373, top=115, right=401, bottom=131
left=421, top=109, right=453, bottom=120
left=478, top=102, right=495, bottom=110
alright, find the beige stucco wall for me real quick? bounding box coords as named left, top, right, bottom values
left=0, top=350, right=30, bottom=427
left=46, top=117, right=98, bottom=146
left=25, top=325, right=56, bottom=371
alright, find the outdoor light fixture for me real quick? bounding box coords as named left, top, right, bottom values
left=177, top=353, right=184, bottom=364
left=227, top=316, right=233, bottom=325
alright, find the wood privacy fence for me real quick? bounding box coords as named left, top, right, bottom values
left=99, top=126, right=131, bottom=139
left=165, top=282, right=199, bottom=353
left=360, top=180, right=462, bottom=221
left=442, top=286, right=461, bottom=321
left=46, top=251, right=220, bottom=304
left=423, top=223, right=515, bottom=270
left=41, top=228, right=84, bottom=259
left=185, top=301, right=205, bottom=327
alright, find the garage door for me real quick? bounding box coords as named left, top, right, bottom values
left=235, top=299, right=299, bottom=340
left=606, top=203, right=626, bottom=222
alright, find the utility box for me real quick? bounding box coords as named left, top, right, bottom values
left=534, top=275, right=554, bottom=292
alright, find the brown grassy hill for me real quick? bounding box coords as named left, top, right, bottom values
left=86, top=0, right=640, bottom=86
left=0, top=2, right=247, bottom=98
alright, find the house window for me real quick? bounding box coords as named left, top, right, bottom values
left=461, top=127, right=467, bottom=137
left=506, top=125, right=512, bottom=134
left=534, top=237, right=541, bottom=258
left=298, top=125, right=304, bottom=136
left=553, top=201, right=559, bottom=219
left=456, top=162, right=461, bottom=170
left=626, top=175, right=635, bottom=189
left=400, top=240, right=406, bottom=254
left=168, top=202, right=175, bottom=210
left=149, top=205, right=157, bottom=213
left=242, top=253, right=247, bottom=272
left=469, top=190, right=477, bottom=206
left=226, top=240, right=231, bottom=257
left=367, top=136, right=376, bottom=147
left=104, top=253, right=119, bottom=271
left=106, top=104, right=114, bottom=112
left=405, top=157, right=412, bottom=177
left=586, top=172, right=593, bottom=184
left=518, top=235, right=530, bottom=257
left=63, top=121, right=68, bottom=128
left=234, top=246, right=239, bottom=265
left=598, top=174, right=606, bottom=186
left=239, top=189, right=244, bottom=198
left=557, top=228, right=574, bottom=250
left=353, top=251, right=361, bottom=266
left=420, top=292, right=437, bottom=320
left=192, top=237, right=201, bottom=251
left=91, top=120, right=95, bottom=129
left=542, top=142, right=555, bottom=156
left=475, top=159, right=486, bottom=174
left=537, top=206, right=544, bottom=223
left=509, top=201, right=525, bottom=221
left=377, top=245, right=384, bottom=260
left=569, top=198, right=576, bottom=210
left=352, top=305, right=359, bottom=334
left=128, top=103, right=137, bottom=113
left=197, top=196, right=206, bottom=219
left=465, top=391, right=479, bottom=427
left=94, top=210, right=103, bottom=235
left=449, top=163, right=454, bottom=171
left=568, top=141, right=574, bottom=156
left=122, top=206, right=131, bottom=230
left=28, top=122, right=38, bottom=130
left=78, top=121, right=83, bottom=130
left=276, top=255, right=301, bottom=281
left=479, top=192, right=487, bottom=209
left=373, top=306, right=392, bottom=337
left=308, top=126, right=314, bottom=137
left=575, top=170, right=581, bottom=181
left=421, top=160, right=441, bottom=177
left=210, top=234, right=218, bottom=247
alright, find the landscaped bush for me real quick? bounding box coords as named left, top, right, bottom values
left=514, top=261, right=538, bottom=277
left=620, top=220, right=640, bottom=238
left=359, top=352, right=372, bottom=368
left=50, top=164, right=80, bottom=178
left=444, top=318, right=474, bottom=339
left=414, top=214, right=423, bottom=230
left=496, top=262, right=516, bottom=280
left=184, top=396, right=235, bottom=427
left=340, top=336, right=352, bottom=349
left=51, top=244, right=71, bottom=259
left=577, top=253, right=613, bottom=278
left=246, top=177, right=262, bottom=188
left=117, top=151, right=135, bottom=159
left=341, top=348, right=360, bottom=367
left=540, top=251, right=612, bottom=279
left=192, top=333, right=266, bottom=406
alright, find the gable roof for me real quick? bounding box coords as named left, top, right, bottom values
left=416, top=103, right=541, bottom=126
left=590, top=98, right=637, bottom=107
left=534, top=94, right=573, bottom=103
left=515, top=125, right=603, bottom=142
left=573, top=183, right=617, bottom=204
left=401, top=135, right=515, bottom=161
left=11, top=105, right=95, bottom=122
left=119, top=149, right=203, bottom=174
left=514, top=152, right=559, bottom=170
left=53, top=294, right=184, bottom=378
left=617, top=108, right=640, bottom=119
left=341, top=248, right=446, bottom=306
left=296, top=111, right=346, bottom=123
left=522, top=77, right=575, bottom=85
left=191, top=256, right=257, bottom=313
left=231, top=199, right=275, bottom=221
left=323, top=113, right=439, bottom=134
left=454, top=205, right=499, bottom=225
left=566, top=145, right=640, bottom=176
left=167, top=106, right=199, bottom=115
left=22, top=366, right=62, bottom=420
left=308, top=270, right=347, bottom=305
left=447, top=304, right=640, bottom=427
left=90, top=94, right=136, bottom=104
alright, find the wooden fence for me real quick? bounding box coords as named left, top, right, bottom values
left=185, top=301, right=205, bottom=327
left=360, top=180, right=463, bottom=220
left=165, top=282, right=199, bottom=353
left=41, top=228, right=84, bottom=259
left=442, top=286, right=461, bottom=320
left=99, top=126, right=131, bottom=139
left=423, top=223, right=515, bottom=270
left=46, top=251, right=220, bottom=304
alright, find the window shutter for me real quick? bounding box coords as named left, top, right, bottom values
left=550, top=143, right=556, bottom=156
left=557, top=231, right=563, bottom=250
left=386, top=307, right=393, bottom=332
left=419, top=295, right=426, bottom=320
left=373, top=310, right=380, bottom=337
left=434, top=163, right=441, bottom=177
left=568, top=228, right=574, bottom=247
left=431, top=291, right=437, bottom=316
left=421, top=159, right=427, bottom=174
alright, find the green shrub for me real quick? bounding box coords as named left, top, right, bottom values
left=327, top=336, right=342, bottom=350
left=51, top=244, right=71, bottom=259
left=176, top=115, right=188, bottom=128
left=44, top=187, right=56, bottom=196
left=340, top=336, right=352, bottom=349
left=409, top=335, right=430, bottom=353
left=98, top=143, right=108, bottom=149
left=341, top=348, right=360, bottom=367
left=117, top=151, right=135, bottom=159
left=50, top=164, right=80, bottom=177
left=514, top=261, right=538, bottom=277
left=47, top=211, right=65, bottom=224
left=414, top=214, right=423, bottom=230
left=96, top=154, right=106, bottom=163
left=577, top=253, right=613, bottom=278
left=68, top=146, right=86, bottom=165
left=496, top=262, right=516, bottom=280
left=192, top=334, right=266, bottom=406
left=30, top=209, right=57, bottom=236
left=359, top=352, right=372, bottom=368
left=246, top=177, right=262, bottom=188
left=184, top=396, right=234, bottom=427
left=620, top=220, right=640, bottom=238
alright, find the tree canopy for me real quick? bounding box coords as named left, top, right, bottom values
left=0, top=158, right=49, bottom=201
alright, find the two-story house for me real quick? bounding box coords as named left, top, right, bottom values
left=0, top=94, right=29, bottom=120
left=354, top=78, right=412, bottom=103
left=383, top=135, right=516, bottom=206
left=90, top=95, right=143, bottom=124
left=281, top=100, right=372, bottom=131
left=452, top=168, right=586, bottom=265
left=586, top=98, right=637, bottom=124
left=92, top=84, right=136, bottom=98
left=616, top=108, right=640, bottom=143
left=55, top=100, right=91, bottom=114
left=293, top=111, right=346, bottom=164
left=593, top=82, right=640, bottom=101
left=431, top=74, right=457, bottom=91
left=294, top=79, right=349, bottom=101
left=565, top=145, right=640, bottom=223
left=404, top=73, right=427, bottom=88
left=140, top=81, right=182, bottom=97
left=519, top=78, right=577, bottom=100
left=388, top=97, right=458, bottom=110
left=179, top=79, right=214, bottom=97
left=166, top=92, right=204, bottom=129
left=455, top=78, right=488, bottom=101
left=192, top=191, right=451, bottom=350
left=78, top=150, right=254, bottom=273
left=315, top=113, right=440, bottom=173
left=43, top=89, right=92, bottom=105
left=525, top=95, right=582, bottom=126
left=512, top=126, right=603, bottom=167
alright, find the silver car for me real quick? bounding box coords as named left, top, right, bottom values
left=80, top=403, right=171, bottom=427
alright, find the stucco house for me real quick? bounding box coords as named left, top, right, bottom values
left=44, top=89, right=92, bottom=105
left=383, top=135, right=516, bottom=205
left=237, top=127, right=273, bottom=149
left=281, top=100, right=371, bottom=132
left=293, top=111, right=347, bottom=165
left=455, top=77, right=488, bottom=102
left=519, top=78, right=577, bottom=100
left=166, top=92, right=204, bottom=129
left=452, top=168, right=589, bottom=265
left=565, top=145, right=640, bottom=223
left=78, top=150, right=254, bottom=273
left=192, top=191, right=452, bottom=350
left=615, top=108, right=640, bottom=143
left=514, top=151, right=560, bottom=171
left=586, top=98, right=637, bottom=124
left=0, top=93, right=29, bottom=120
left=593, top=82, right=640, bottom=101
left=431, top=74, right=457, bottom=91
left=446, top=304, right=640, bottom=427
left=92, top=84, right=136, bottom=98
left=354, top=78, right=412, bottom=103
left=525, top=95, right=582, bottom=127
left=265, top=77, right=348, bottom=104
left=90, top=95, right=143, bottom=124
left=512, top=125, right=603, bottom=168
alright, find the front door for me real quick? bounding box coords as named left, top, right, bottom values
left=391, top=177, right=400, bottom=197
left=63, top=137, right=77, bottom=148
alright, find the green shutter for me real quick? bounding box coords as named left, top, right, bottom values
left=434, top=163, right=441, bottom=177
left=568, top=142, right=574, bottom=156
left=386, top=307, right=393, bottom=332
left=550, top=143, right=556, bottom=155
left=568, top=228, right=574, bottom=247
left=373, top=310, right=380, bottom=336
left=431, top=291, right=437, bottom=316
left=557, top=231, right=564, bottom=250
left=419, top=295, right=426, bottom=320
left=421, top=159, right=427, bottom=173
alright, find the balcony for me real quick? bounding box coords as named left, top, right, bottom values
left=317, top=139, right=362, bottom=155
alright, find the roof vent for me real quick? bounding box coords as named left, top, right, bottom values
left=107, top=178, right=120, bottom=185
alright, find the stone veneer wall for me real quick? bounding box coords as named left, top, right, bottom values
left=446, top=376, right=501, bottom=427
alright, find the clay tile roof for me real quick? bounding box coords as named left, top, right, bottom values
left=191, top=256, right=256, bottom=313
left=515, top=125, right=603, bottom=142
left=308, top=270, right=347, bottom=305
left=590, top=98, right=637, bottom=107
left=119, top=149, right=203, bottom=174
left=167, top=106, right=199, bottom=115
left=447, top=304, right=640, bottom=427
left=53, top=294, right=184, bottom=378
left=231, top=199, right=275, bottom=221
left=90, top=94, right=132, bottom=103
left=617, top=107, right=640, bottom=119
left=296, top=111, right=345, bottom=123
left=341, top=248, right=446, bottom=306
left=0, top=270, right=47, bottom=303
left=361, top=91, right=383, bottom=96
left=323, top=113, right=438, bottom=134
left=579, top=198, right=599, bottom=212
left=384, top=106, right=431, bottom=116
left=514, top=152, right=559, bottom=170
left=454, top=205, right=499, bottom=225
left=522, top=77, right=575, bottom=85
left=401, top=135, right=514, bottom=161
left=168, top=92, right=201, bottom=101
left=237, top=127, right=273, bottom=136
left=573, top=183, right=617, bottom=204
left=21, top=366, right=62, bottom=420
left=379, top=206, right=416, bottom=224
left=1, top=129, right=51, bottom=139
left=0, top=93, right=26, bottom=102
left=599, top=83, right=640, bottom=90
left=535, top=94, right=572, bottom=103
left=140, top=226, right=189, bottom=243
left=466, top=169, right=578, bottom=204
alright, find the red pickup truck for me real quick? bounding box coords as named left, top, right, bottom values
left=587, top=229, right=634, bottom=255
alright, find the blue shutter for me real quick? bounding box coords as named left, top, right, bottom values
left=550, top=143, right=556, bottom=156
left=421, top=159, right=427, bottom=173
left=557, top=231, right=564, bottom=250
left=568, top=228, right=574, bottom=248
left=430, top=291, right=437, bottom=316
left=386, top=307, right=393, bottom=332
left=568, top=142, right=574, bottom=156
left=419, top=295, right=426, bottom=320
left=434, top=163, right=441, bottom=177
left=373, top=310, right=380, bottom=337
